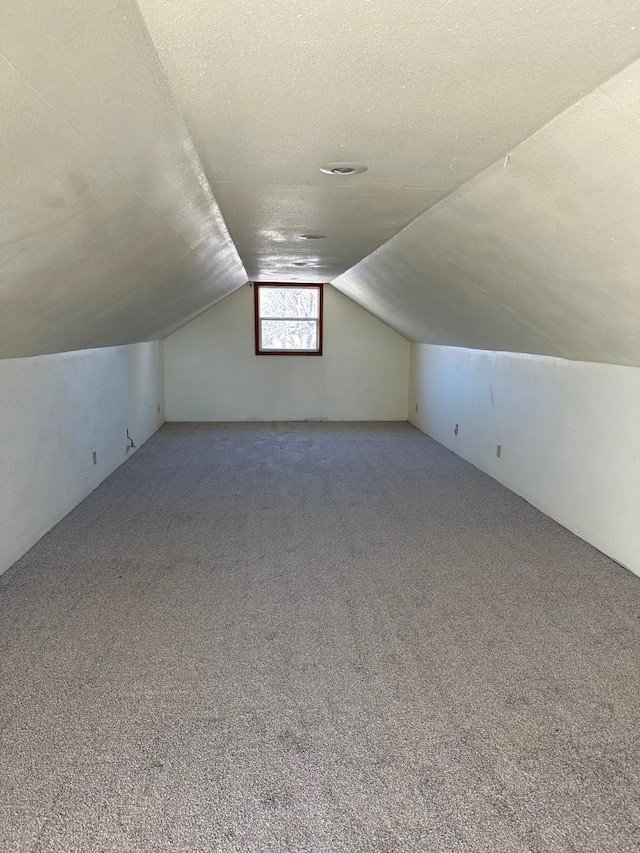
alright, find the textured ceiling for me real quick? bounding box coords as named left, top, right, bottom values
left=137, top=0, right=640, bottom=287
left=2, top=0, right=640, bottom=361
left=0, top=0, right=246, bottom=359
left=333, top=59, right=640, bottom=366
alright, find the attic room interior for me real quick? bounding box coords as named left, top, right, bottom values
left=1, top=0, right=640, bottom=850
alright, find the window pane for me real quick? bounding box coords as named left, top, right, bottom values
left=261, top=319, right=318, bottom=350
left=259, top=287, right=319, bottom=319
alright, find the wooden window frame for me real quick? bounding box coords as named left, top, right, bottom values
left=254, top=282, right=323, bottom=356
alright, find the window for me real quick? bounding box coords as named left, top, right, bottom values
left=254, top=283, right=323, bottom=355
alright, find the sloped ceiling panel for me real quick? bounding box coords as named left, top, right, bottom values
left=137, top=0, right=640, bottom=285
left=3, top=0, right=640, bottom=362
left=0, top=0, right=246, bottom=359
left=333, top=60, right=640, bottom=367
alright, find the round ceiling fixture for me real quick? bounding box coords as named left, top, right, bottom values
left=293, top=261, right=308, bottom=266
left=299, top=233, right=327, bottom=240
left=320, top=162, right=368, bottom=176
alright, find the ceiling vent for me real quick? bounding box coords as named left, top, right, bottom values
left=320, top=162, right=368, bottom=176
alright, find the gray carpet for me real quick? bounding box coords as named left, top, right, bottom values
left=1, top=422, right=639, bottom=852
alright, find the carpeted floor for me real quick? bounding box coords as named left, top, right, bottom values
left=1, top=422, right=639, bottom=852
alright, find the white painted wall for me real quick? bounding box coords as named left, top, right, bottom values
left=409, top=344, right=640, bottom=576
left=164, top=284, right=409, bottom=421
left=0, top=342, right=164, bottom=576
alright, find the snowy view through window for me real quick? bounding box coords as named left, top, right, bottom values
left=258, top=286, right=321, bottom=352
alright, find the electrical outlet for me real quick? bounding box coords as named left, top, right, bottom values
left=454, top=424, right=459, bottom=436
left=415, top=403, right=418, bottom=413
left=496, top=444, right=502, bottom=458
left=92, top=450, right=97, bottom=465
left=157, top=403, right=161, bottom=415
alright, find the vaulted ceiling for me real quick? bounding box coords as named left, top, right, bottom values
left=0, top=0, right=246, bottom=358
left=2, top=0, right=640, bottom=364
left=334, top=59, right=640, bottom=366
